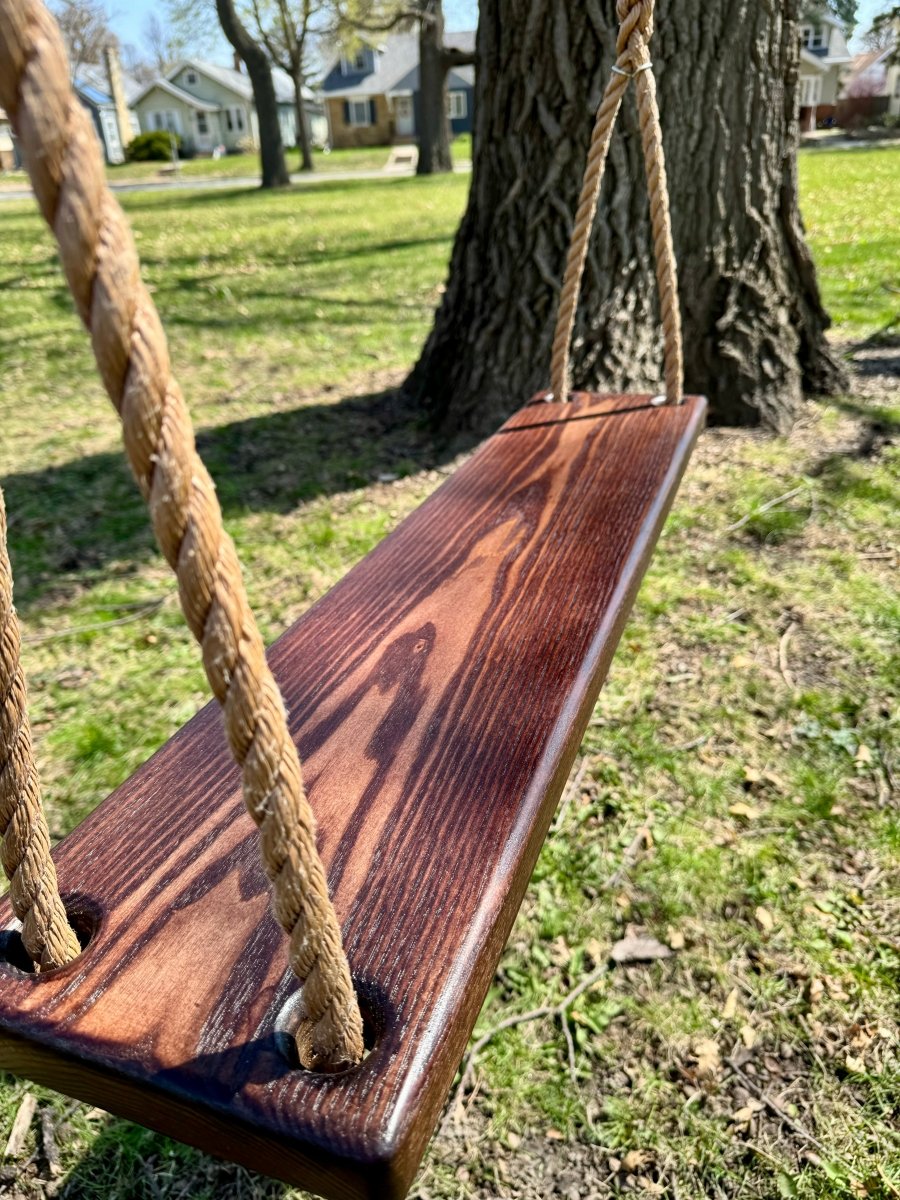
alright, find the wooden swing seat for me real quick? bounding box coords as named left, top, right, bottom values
left=0, top=392, right=705, bottom=1200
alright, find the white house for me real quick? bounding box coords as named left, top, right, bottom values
left=132, top=60, right=326, bottom=156
left=0, top=107, right=16, bottom=170
left=798, top=13, right=853, bottom=129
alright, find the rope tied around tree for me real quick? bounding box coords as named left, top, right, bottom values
left=0, top=0, right=363, bottom=1070
left=550, top=0, right=684, bottom=406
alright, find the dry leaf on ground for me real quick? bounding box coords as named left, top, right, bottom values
left=610, top=935, right=674, bottom=965
left=693, top=1037, right=721, bottom=1079
left=755, top=906, right=775, bottom=933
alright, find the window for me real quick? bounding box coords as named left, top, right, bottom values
left=801, top=25, right=826, bottom=50
left=348, top=98, right=373, bottom=126
left=225, top=107, right=245, bottom=133
left=800, top=76, right=821, bottom=107
left=150, top=110, right=181, bottom=134
left=341, top=48, right=368, bottom=74
left=447, top=91, right=467, bottom=120
left=197, top=111, right=208, bottom=135
left=186, top=71, right=197, bottom=85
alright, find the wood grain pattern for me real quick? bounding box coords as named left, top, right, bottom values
left=0, top=393, right=705, bottom=1200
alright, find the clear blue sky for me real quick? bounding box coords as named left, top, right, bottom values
left=108, top=0, right=883, bottom=63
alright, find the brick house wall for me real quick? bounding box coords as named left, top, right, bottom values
left=327, top=94, right=393, bottom=148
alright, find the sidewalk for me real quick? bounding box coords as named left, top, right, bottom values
left=0, top=161, right=472, bottom=203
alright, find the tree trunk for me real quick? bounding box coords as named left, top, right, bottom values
left=215, top=0, right=290, bottom=189
left=408, top=0, right=846, bottom=437
left=417, top=0, right=452, bottom=175
left=293, top=71, right=313, bottom=172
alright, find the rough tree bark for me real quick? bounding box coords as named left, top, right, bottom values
left=416, top=1, right=476, bottom=175
left=408, top=0, right=845, bottom=434
left=417, top=0, right=451, bottom=174
left=293, top=73, right=314, bottom=171
left=215, top=0, right=290, bottom=188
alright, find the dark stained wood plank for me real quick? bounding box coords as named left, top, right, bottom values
left=0, top=393, right=706, bottom=1200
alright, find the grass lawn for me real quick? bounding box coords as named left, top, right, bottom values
left=114, top=144, right=395, bottom=180
left=0, top=136, right=473, bottom=190
left=0, top=145, right=898, bottom=1199
left=798, top=144, right=900, bottom=335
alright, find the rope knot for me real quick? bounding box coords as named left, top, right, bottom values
left=615, top=0, right=655, bottom=71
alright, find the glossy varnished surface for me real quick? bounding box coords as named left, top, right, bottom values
left=0, top=394, right=705, bottom=1199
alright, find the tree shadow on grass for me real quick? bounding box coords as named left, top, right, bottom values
left=118, top=174, right=434, bottom=216
left=810, top=387, right=899, bottom=510
left=55, top=1113, right=289, bottom=1200
left=2, top=386, right=474, bottom=613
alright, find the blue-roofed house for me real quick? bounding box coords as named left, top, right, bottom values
left=320, top=31, right=475, bottom=149
left=75, top=78, right=127, bottom=163
left=74, top=50, right=141, bottom=164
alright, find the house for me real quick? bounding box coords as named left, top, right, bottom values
left=73, top=48, right=141, bottom=165
left=842, top=39, right=900, bottom=120
left=321, top=32, right=475, bottom=149
left=0, top=107, right=16, bottom=171
left=889, top=56, right=900, bottom=118
left=798, top=13, right=853, bottom=129
left=74, top=78, right=129, bottom=164
left=132, top=59, right=326, bottom=156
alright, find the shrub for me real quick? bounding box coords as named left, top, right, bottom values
left=126, top=131, right=183, bottom=162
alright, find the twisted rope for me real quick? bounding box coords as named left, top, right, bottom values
left=0, top=489, right=82, bottom=971
left=0, top=0, right=363, bottom=1069
left=550, top=0, right=684, bottom=405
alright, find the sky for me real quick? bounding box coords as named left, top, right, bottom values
left=107, top=0, right=883, bottom=67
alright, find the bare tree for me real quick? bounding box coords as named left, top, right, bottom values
left=143, top=12, right=184, bottom=73
left=248, top=0, right=327, bottom=171
left=51, top=0, right=115, bottom=80
left=216, top=0, right=291, bottom=187
left=865, top=6, right=900, bottom=54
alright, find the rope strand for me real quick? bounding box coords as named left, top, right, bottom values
left=0, top=488, right=81, bottom=970
left=0, top=0, right=363, bottom=1069
left=550, top=0, right=683, bottom=405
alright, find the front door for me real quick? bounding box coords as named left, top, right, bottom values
left=194, top=110, right=213, bottom=153
left=394, top=96, right=414, bottom=137
left=101, top=110, right=124, bottom=164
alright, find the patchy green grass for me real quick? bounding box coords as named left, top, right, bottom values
left=0, top=149, right=898, bottom=1199
left=798, top=143, right=900, bottom=336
